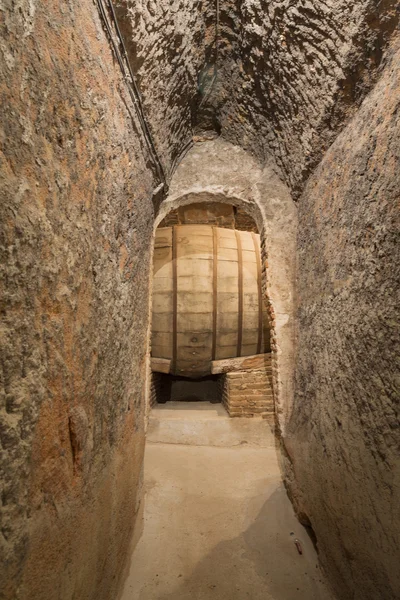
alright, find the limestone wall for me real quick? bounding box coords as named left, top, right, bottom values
left=285, top=41, right=400, bottom=600
left=213, top=0, right=399, bottom=196
left=2, top=2, right=399, bottom=599
left=0, top=2, right=156, bottom=598
left=113, top=0, right=215, bottom=177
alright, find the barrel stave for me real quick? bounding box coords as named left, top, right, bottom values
left=152, top=225, right=270, bottom=377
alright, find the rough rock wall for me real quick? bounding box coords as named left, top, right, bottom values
left=214, top=0, right=399, bottom=196
left=113, top=0, right=215, bottom=177
left=0, top=1, right=157, bottom=599
left=94, top=1, right=398, bottom=197
left=285, top=40, right=400, bottom=600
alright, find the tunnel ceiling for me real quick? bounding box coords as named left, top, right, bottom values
left=112, top=0, right=398, bottom=197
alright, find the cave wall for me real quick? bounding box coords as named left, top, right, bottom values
left=0, top=1, right=159, bottom=598
left=285, top=40, right=400, bottom=600
left=213, top=0, right=399, bottom=196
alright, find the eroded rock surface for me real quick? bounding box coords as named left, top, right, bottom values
left=113, top=0, right=216, bottom=177
left=215, top=0, right=399, bottom=196
left=286, top=41, right=400, bottom=600
left=1, top=1, right=399, bottom=600
left=0, top=1, right=156, bottom=598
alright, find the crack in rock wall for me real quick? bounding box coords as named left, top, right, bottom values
left=285, top=40, right=400, bottom=600
left=113, top=1, right=399, bottom=198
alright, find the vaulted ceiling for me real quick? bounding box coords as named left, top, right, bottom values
left=113, top=0, right=399, bottom=196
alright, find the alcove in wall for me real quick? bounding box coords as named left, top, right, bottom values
left=151, top=373, right=221, bottom=404
left=149, top=200, right=273, bottom=416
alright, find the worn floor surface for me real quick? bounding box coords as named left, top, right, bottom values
left=120, top=402, right=335, bottom=600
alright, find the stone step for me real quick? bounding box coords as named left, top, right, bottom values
left=147, top=401, right=276, bottom=448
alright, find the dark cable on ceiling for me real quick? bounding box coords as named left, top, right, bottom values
left=96, top=0, right=167, bottom=190
left=198, top=0, right=220, bottom=109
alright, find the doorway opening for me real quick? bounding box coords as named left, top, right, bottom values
left=151, top=373, right=221, bottom=405
left=149, top=200, right=274, bottom=417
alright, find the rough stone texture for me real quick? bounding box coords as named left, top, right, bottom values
left=158, top=139, right=297, bottom=431
left=111, top=0, right=398, bottom=198
left=104, top=1, right=398, bottom=199
left=113, top=0, right=215, bottom=178
left=214, top=0, right=399, bottom=196
left=2, top=1, right=399, bottom=599
left=0, top=1, right=156, bottom=598
left=285, top=40, right=400, bottom=600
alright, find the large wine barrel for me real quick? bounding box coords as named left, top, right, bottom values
left=152, top=225, right=270, bottom=378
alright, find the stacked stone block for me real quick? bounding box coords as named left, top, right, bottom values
left=149, top=372, right=163, bottom=408
left=220, top=365, right=274, bottom=420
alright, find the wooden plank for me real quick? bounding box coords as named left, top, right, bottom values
left=239, top=230, right=256, bottom=251
left=176, top=275, right=212, bottom=293
left=212, top=227, right=218, bottom=360
left=235, top=230, right=243, bottom=357
left=217, top=247, right=238, bottom=261
left=152, top=291, right=173, bottom=313
left=151, top=313, right=172, bottom=333
left=154, top=227, right=172, bottom=248
left=175, top=224, right=213, bottom=234
left=177, top=291, right=213, bottom=313
left=176, top=312, right=213, bottom=332
left=151, top=345, right=173, bottom=360
left=215, top=346, right=237, bottom=360
left=151, top=357, right=171, bottom=374
left=174, top=359, right=211, bottom=378
left=176, top=258, right=213, bottom=277
left=211, top=353, right=272, bottom=374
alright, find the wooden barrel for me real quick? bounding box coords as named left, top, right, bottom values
left=152, top=225, right=270, bottom=378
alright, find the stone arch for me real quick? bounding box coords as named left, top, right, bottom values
left=151, top=138, right=297, bottom=435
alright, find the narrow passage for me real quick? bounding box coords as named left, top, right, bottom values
left=121, top=403, right=334, bottom=600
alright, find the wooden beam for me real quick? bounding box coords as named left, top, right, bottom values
left=151, top=357, right=171, bottom=374
left=211, top=353, right=271, bottom=375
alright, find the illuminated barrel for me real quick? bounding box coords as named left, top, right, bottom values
left=152, top=225, right=270, bottom=378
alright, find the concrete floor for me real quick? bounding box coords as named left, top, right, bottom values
left=120, top=402, right=335, bottom=600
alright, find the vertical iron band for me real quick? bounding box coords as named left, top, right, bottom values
left=212, top=227, right=218, bottom=361
left=252, top=232, right=263, bottom=355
